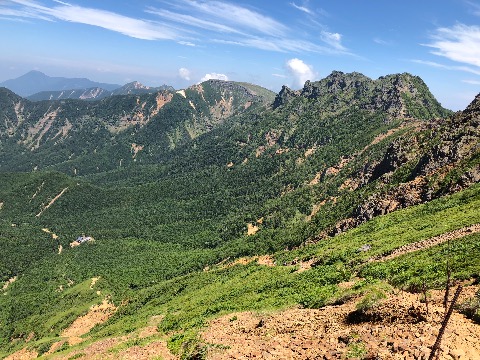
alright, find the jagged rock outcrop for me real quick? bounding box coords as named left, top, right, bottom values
left=301, top=71, right=371, bottom=98
left=336, top=93, right=480, bottom=233
left=272, top=71, right=449, bottom=121
left=272, top=85, right=299, bottom=109
left=462, top=93, right=480, bottom=115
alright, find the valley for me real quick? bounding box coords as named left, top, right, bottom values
left=0, top=71, right=479, bottom=359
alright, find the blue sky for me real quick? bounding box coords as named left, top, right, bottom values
left=0, top=0, right=479, bottom=110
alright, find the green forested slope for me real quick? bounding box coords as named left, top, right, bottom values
left=0, top=73, right=478, bottom=358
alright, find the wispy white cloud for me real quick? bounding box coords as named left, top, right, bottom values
left=178, top=67, right=191, bottom=81
left=146, top=8, right=242, bottom=35
left=0, top=0, right=350, bottom=56
left=0, top=3, right=53, bottom=21
left=411, top=59, right=480, bottom=76
left=320, top=31, right=345, bottom=50
left=52, top=0, right=71, bottom=6
left=152, top=0, right=347, bottom=55
left=182, top=0, right=287, bottom=37
left=178, top=41, right=196, bottom=47
left=290, top=1, right=328, bottom=17
left=425, top=24, right=480, bottom=68
left=290, top=2, right=313, bottom=15
left=0, top=15, right=30, bottom=22
left=213, top=37, right=346, bottom=54
left=466, top=1, right=480, bottom=16
left=286, top=58, right=317, bottom=88
left=373, top=37, right=392, bottom=46
left=272, top=73, right=287, bottom=78
left=1, top=0, right=180, bottom=40
left=462, top=79, right=480, bottom=85
left=200, top=73, right=228, bottom=82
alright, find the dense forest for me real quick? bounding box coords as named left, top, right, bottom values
left=0, top=72, right=479, bottom=359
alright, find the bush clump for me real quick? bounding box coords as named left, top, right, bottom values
left=457, top=291, right=480, bottom=323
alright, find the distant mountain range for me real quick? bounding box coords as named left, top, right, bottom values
left=0, top=71, right=174, bottom=100
left=27, top=82, right=175, bottom=101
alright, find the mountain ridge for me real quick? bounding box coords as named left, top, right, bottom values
left=26, top=81, right=176, bottom=101
left=0, top=79, right=276, bottom=173
left=0, top=71, right=479, bottom=359
left=274, top=71, right=449, bottom=119
left=0, top=70, right=121, bottom=97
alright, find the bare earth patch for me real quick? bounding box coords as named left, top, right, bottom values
left=256, top=255, right=275, bottom=267
left=45, top=340, right=66, bottom=355
left=203, top=284, right=480, bottom=359
left=36, top=187, right=69, bottom=217
left=2, top=276, right=17, bottom=291
left=138, top=326, right=159, bottom=339
left=308, top=172, right=321, bottom=185
left=118, top=340, right=177, bottom=360
left=61, top=298, right=116, bottom=345
left=3, top=348, right=38, bottom=360
left=51, top=338, right=121, bottom=360
left=42, top=228, right=59, bottom=240
left=296, top=258, right=317, bottom=273
left=48, top=327, right=175, bottom=360
left=246, top=223, right=259, bottom=235
left=90, top=277, right=100, bottom=289
left=224, top=257, right=255, bottom=268
left=131, top=143, right=144, bottom=159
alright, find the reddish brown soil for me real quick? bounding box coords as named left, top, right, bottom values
left=203, top=284, right=480, bottom=359
left=3, top=348, right=38, bottom=360
left=61, top=298, right=116, bottom=345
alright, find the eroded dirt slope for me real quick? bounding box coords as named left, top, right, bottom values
left=203, top=284, right=480, bottom=360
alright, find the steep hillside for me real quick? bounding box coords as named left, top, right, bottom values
left=273, top=71, right=447, bottom=120
left=0, top=80, right=274, bottom=174
left=0, top=72, right=479, bottom=359
left=27, top=88, right=111, bottom=101
left=1, top=181, right=480, bottom=359
left=26, top=82, right=176, bottom=101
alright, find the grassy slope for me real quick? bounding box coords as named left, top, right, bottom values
left=0, top=81, right=474, bottom=358
left=2, top=182, right=479, bottom=358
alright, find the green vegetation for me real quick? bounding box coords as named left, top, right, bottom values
left=458, top=290, right=480, bottom=323
left=1, top=181, right=479, bottom=358
left=346, top=341, right=367, bottom=359
left=0, top=73, right=477, bottom=358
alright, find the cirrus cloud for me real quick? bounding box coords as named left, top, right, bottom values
left=320, top=31, right=345, bottom=51
left=426, top=24, right=480, bottom=68
left=0, top=0, right=351, bottom=56
left=0, top=0, right=180, bottom=40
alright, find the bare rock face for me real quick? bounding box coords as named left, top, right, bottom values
left=272, top=71, right=449, bottom=122
left=328, top=92, right=479, bottom=236
left=464, top=93, right=480, bottom=115
left=369, top=139, right=412, bottom=182
left=272, top=85, right=298, bottom=109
